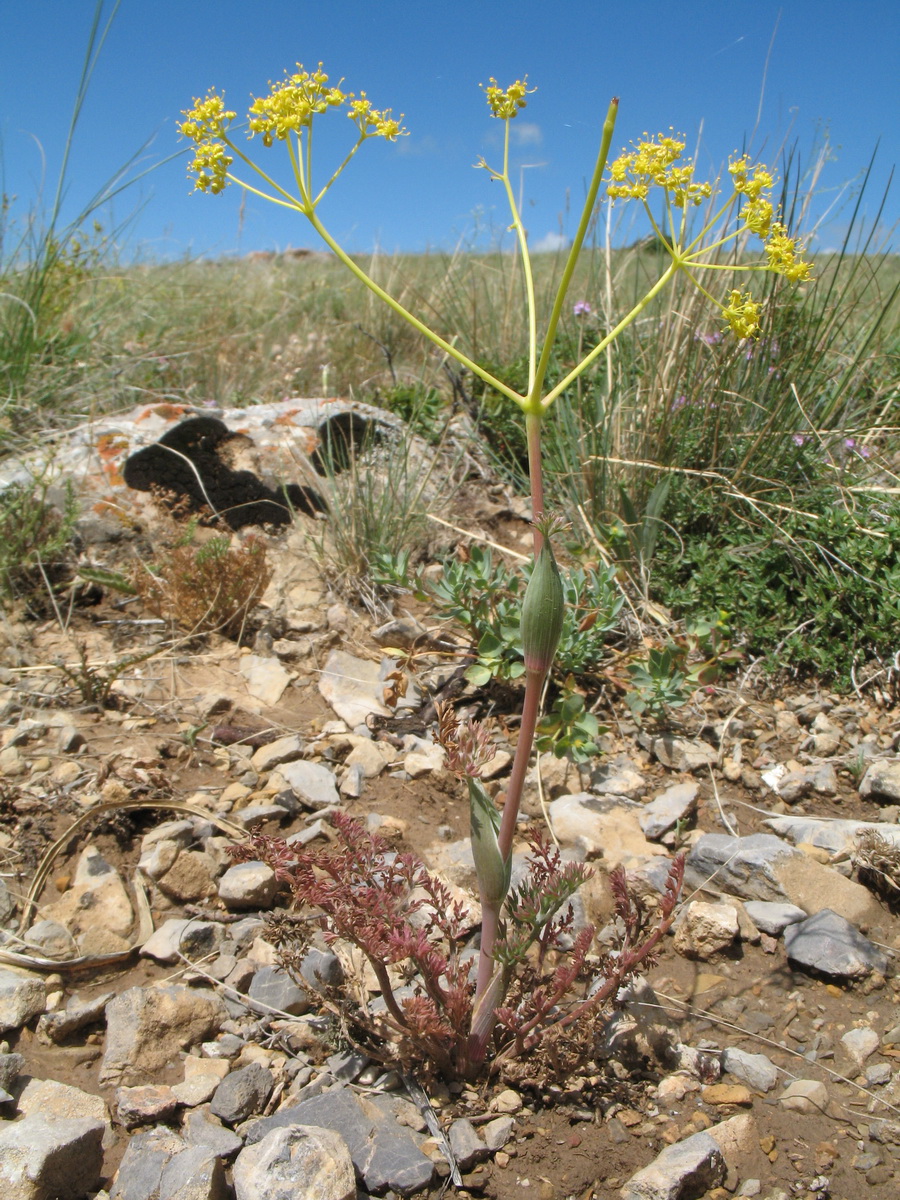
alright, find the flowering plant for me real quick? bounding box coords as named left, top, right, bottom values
left=183, top=68, right=810, bottom=1077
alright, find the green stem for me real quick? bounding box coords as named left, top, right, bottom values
left=531, top=97, right=619, bottom=408
left=497, top=122, right=538, bottom=393
left=542, top=258, right=679, bottom=409
left=304, top=208, right=522, bottom=403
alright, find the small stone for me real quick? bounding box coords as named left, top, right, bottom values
left=247, top=965, right=310, bottom=1016
left=218, top=862, right=278, bottom=909
left=100, top=985, right=228, bottom=1086
left=700, top=1083, right=753, bottom=1107
left=232, top=1124, right=356, bottom=1200
left=210, top=1062, right=275, bottom=1124
left=482, top=1116, right=515, bottom=1151
left=448, top=1119, right=490, bottom=1170
left=0, top=1113, right=106, bottom=1199
left=741, top=901, right=807, bottom=936
left=270, top=759, right=339, bottom=809
left=171, top=1072, right=223, bottom=1107
left=840, top=1026, right=880, bottom=1067
left=251, top=734, right=305, bottom=773
left=0, top=966, right=47, bottom=1033
left=674, top=902, right=739, bottom=960
left=639, top=782, right=698, bottom=840
left=240, top=654, right=292, bottom=706
left=156, top=850, right=218, bottom=902
left=784, top=909, right=888, bottom=979
left=140, top=919, right=221, bottom=964
left=490, top=1088, right=523, bottom=1114
left=860, top=760, right=900, bottom=802
left=779, top=1079, right=829, bottom=1114
left=24, top=918, right=78, bottom=960
left=721, top=1048, right=779, bottom=1093
left=116, top=1084, right=179, bottom=1128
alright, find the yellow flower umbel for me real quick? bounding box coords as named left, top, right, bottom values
left=606, top=136, right=812, bottom=338
left=179, top=62, right=406, bottom=215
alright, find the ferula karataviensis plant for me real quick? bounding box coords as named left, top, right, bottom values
left=181, top=68, right=812, bottom=1072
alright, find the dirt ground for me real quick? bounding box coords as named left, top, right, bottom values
left=2, top=493, right=900, bottom=1200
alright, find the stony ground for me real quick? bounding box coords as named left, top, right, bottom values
left=1, top=401, right=900, bottom=1200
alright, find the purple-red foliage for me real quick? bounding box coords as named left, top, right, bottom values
left=231, top=814, right=685, bottom=1081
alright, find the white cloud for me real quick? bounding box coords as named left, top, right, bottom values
left=531, top=230, right=569, bottom=252
left=511, top=121, right=542, bottom=147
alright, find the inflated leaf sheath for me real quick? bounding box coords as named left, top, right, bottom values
left=520, top=534, right=564, bottom=676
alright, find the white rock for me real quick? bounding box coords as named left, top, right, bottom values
left=251, top=735, right=305, bottom=773
left=840, top=1026, right=880, bottom=1067
left=548, top=794, right=667, bottom=869
left=779, top=1079, right=828, bottom=1114
left=218, top=861, right=278, bottom=909
left=271, top=760, right=339, bottom=809
left=318, top=650, right=392, bottom=727
left=673, top=902, right=739, bottom=960
left=0, top=967, right=47, bottom=1034
left=232, top=1124, right=356, bottom=1200
left=240, top=655, right=293, bottom=706
left=0, top=1114, right=106, bottom=1200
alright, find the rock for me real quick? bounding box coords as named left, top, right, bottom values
left=589, top=758, right=647, bottom=798
left=741, top=901, right=807, bottom=936
left=778, top=1079, right=829, bottom=1114
left=685, top=833, right=883, bottom=926
left=620, top=1128, right=726, bottom=1199
left=840, top=1026, right=881, bottom=1067
left=16, top=1077, right=109, bottom=1127
left=239, top=655, right=292, bottom=706
left=171, top=1072, right=223, bottom=1108
left=157, top=851, right=219, bottom=902
left=0, top=1051, right=24, bottom=1095
left=318, top=650, right=392, bottom=727
left=700, top=1083, right=753, bottom=1106
left=232, top=1124, right=356, bottom=1200
left=109, top=1125, right=186, bottom=1200
left=181, top=1107, right=244, bottom=1160
left=771, top=763, right=839, bottom=803
left=721, top=1047, right=779, bottom=1092
left=639, top=782, right=698, bottom=840
left=299, top=948, right=344, bottom=992
left=810, top=712, right=842, bottom=755
left=141, top=919, right=222, bottom=964
left=764, top=814, right=900, bottom=856
left=371, top=616, right=430, bottom=649
left=448, top=1119, right=489, bottom=1170
left=0, top=1113, right=106, bottom=1200
left=0, top=967, right=47, bottom=1033
left=673, top=902, right=739, bottom=960
left=489, top=1088, right=524, bottom=1114
left=250, top=735, right=305, bottom=773
left=36, top=990, right=112, bottom=1043
left=860, top=760, right=900, bottom=803
left=41, top=846, right=134, bottom=947
left=116, top=1084, right=180, bottom=1129
left=784, top=909, right=888, bottom=979
left=247, top=965, right=310, bottom=1016
left=343, top=738, right=395, bottom=779
left=24, top=918, right=78, bottom=959
left=242, top=1086, right=434, bottom=1194
left=101, top=985, right=228, bottom=1086
left=270, top=760, right=340, bottom=810
left=159, top=1144, right=228, bottom=1200
left=403, top=737, right=445, bottom=778
left=548, top=794, right=667, bottom=868
left=482, top=1116, right=515, bottom=1150
left=650, top=736, right=717, bottom=772
left=217, top=862, right=278, bottom=909
left=210, top=1063, right=275, bottom=1124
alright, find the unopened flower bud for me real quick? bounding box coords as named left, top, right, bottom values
left=468, top=777, right=510, bottom=907
left=520, top=530, right=564, bottom=676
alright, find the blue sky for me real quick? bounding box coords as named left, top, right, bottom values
left=1, top=0, right=897, bottom=260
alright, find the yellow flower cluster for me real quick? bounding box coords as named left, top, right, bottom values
left=607, top=134, right=713, bottom=207
left=248, top=64, right=346, bottom=145
left=481, top=77, right=534, bottom=120
left=180, top=92, right=237, bottom=193
left=181, top=64, right=406, bottom=195
left=765, top=223, right=813, bottom=282
left=346, top=93, right=405, bottom=141
left=721, top=289, right=762, bottom=339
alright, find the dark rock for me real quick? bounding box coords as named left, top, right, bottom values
left=784, top=908, right=889, bottom=979
left=210, top=1062, right=275, bottom=1125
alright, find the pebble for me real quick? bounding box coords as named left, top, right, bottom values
left=218, top=861, right=278, bottom=909
left=232, top=1124, right=356, bottom=1200
left=784, top=908, right=889, bottom=978
left=778, top=1079, right=829, bottom=1114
